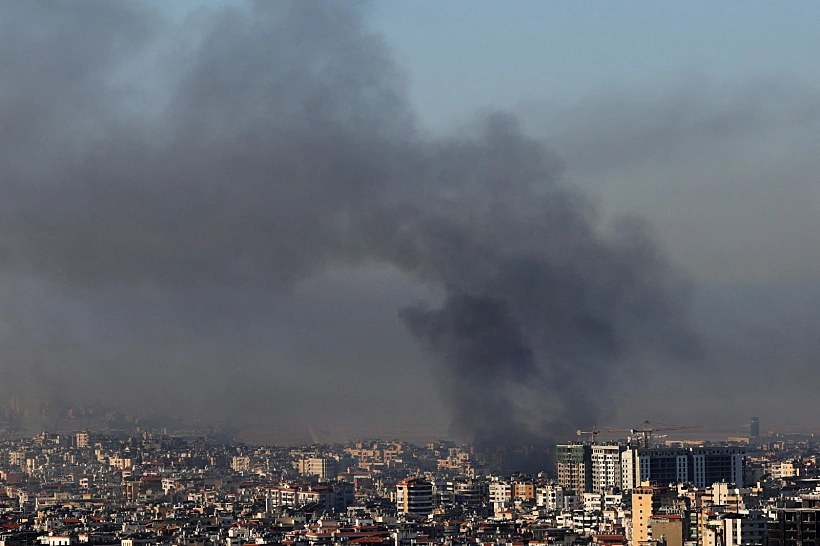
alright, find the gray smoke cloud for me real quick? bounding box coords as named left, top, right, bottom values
left=0, top=0, right=703, bottom=443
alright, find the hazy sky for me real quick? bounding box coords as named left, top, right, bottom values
left=1, top=1, right=819, bottom=444
left=368, top=1, right=820, bottom=286
left=371, top=2, right=820, bottom=130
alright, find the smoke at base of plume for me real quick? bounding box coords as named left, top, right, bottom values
left=0, top=0, right=701, bottom=443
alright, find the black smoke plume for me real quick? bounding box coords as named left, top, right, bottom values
left=0, top=1, right=700, bottom=444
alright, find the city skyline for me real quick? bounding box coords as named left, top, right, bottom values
left=0, top=424, right=811, bottom=546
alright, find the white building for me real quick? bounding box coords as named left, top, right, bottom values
left=489, top=480, right=512, bottom=511
left=591, top=444, right=625, bottom=493
left=583, top=492, right=603, bottom=512
left=40, top=537, right=78, bottom=546
left=537, top=484, right=567, bottom=510
left=704, top=511, right=766, bottom=546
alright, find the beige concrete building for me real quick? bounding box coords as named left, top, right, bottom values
left=557, top=444, right=592, bottom=496
left=632, top=485, right=655, bottom=545
left=631, top=484, right=680, bottom=545
left=299, top=457, right=337, bottom=480
left=396, top=477, right=433, bottom=515
left=231, top=456, right=251, bottom=472
left=649, top=515, right=685, bottom=546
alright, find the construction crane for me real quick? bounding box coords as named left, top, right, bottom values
left=631, top=421, right=703, bottom=448
left=576, top=426, right=631, bottom=443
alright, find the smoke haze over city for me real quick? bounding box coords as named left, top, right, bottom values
left=1, top=1, right=820, bottom=444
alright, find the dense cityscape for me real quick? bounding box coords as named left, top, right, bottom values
left=0, top=413, right=819, bottom=546
left=2, top=3, right=819, bottom=546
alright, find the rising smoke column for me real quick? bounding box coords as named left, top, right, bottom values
left=0, top=1, right=700, bottom=440
left=376, top=116, right=700, bottom=442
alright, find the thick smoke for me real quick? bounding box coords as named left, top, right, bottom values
left=0, top=1, right=699, bottom=443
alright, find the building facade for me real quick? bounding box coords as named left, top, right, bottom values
left=591, top=444, right=625, bottom=493
left=691, top=447, right=744, bottom=488
left=396, top=478, right=433, bottom=516
left=556, top=444, right=592, bottom=496
left=622, top=447, right=745, bottom=490
left=765, top=508, right=820, bottom=546
left=300, top=457, right=338, bottom=480
left=622, top=448, right=689, bottom=491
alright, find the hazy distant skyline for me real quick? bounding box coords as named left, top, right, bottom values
left=1, top=1, right=819, bottom=444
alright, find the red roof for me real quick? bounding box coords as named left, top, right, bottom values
left=594, top=534, right=626, bottom=540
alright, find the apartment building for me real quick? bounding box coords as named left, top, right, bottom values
left=557, top=444, right=592, bottom=496
left=592, top=444, right=625, bottom=493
